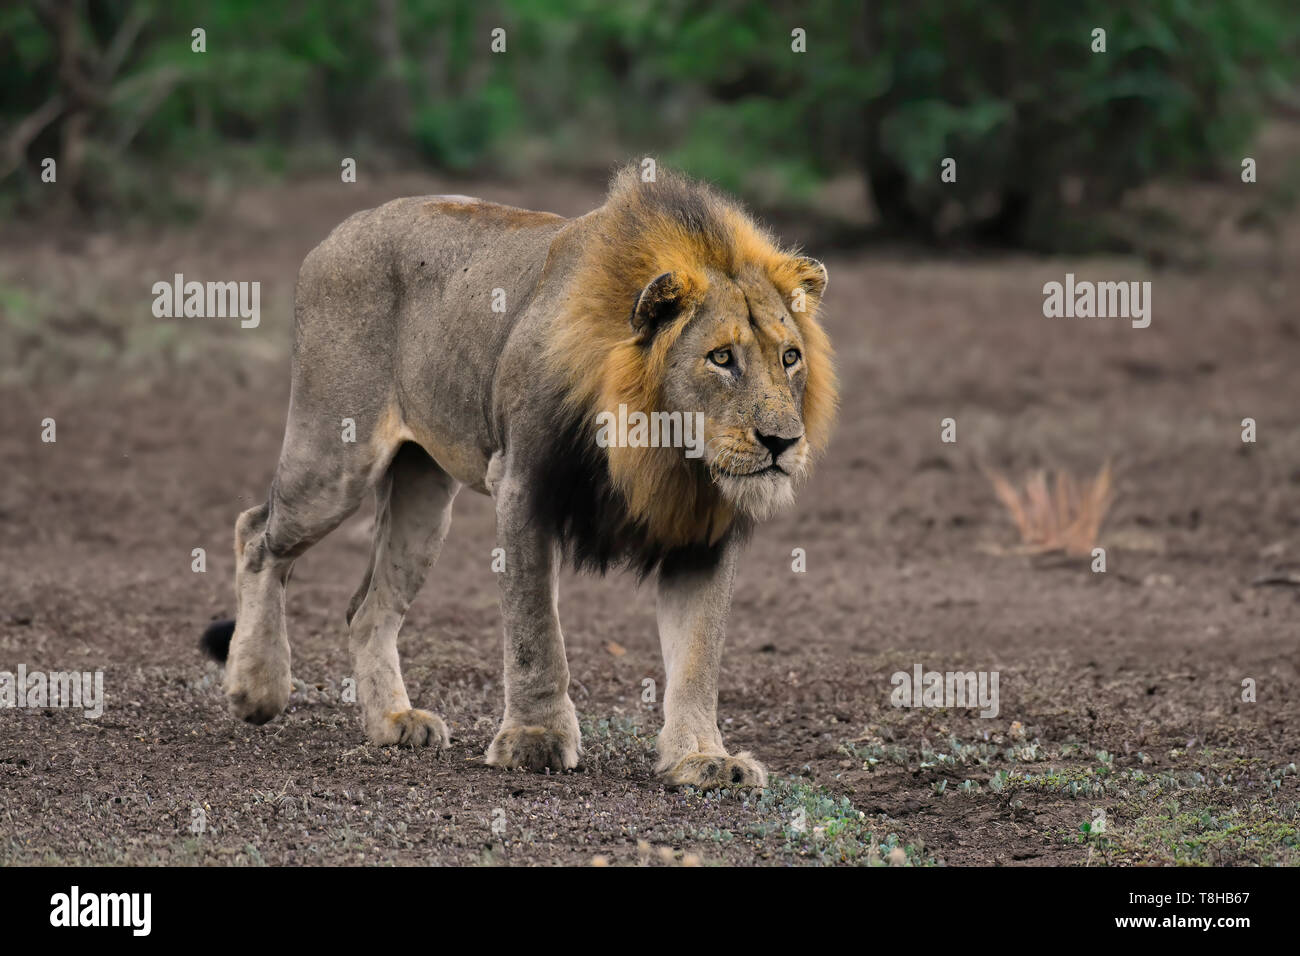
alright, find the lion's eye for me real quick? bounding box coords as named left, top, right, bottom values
left=708, top=348, right=733, bottom=367
left=783, top=348, right=801, bottom=368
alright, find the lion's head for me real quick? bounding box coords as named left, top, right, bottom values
left=542, top=166, right=836, bottom=571
left=630, top=259, right=832, bottom=521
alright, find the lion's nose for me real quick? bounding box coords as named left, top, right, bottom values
left=756, top=431, right=801, bottom=461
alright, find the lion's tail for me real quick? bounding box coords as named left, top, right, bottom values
left=200, top=619, right=235, bottom=663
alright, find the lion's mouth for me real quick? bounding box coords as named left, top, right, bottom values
left=710, top=460, right=799, bottom=522
left=714, top=463, right=787, bottom=479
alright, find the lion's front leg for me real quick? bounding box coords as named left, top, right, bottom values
left=484, top=472, right=580, bottom=772
left=655, top=538, right=766, bottom=789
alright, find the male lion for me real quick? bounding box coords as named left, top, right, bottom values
left=200, top=166, right=835, bottom=788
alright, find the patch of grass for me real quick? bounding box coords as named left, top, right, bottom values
left=1111, top=799, right=1300, bottom=866
left=842, top=733, right=1052, bottom=773
left=0, top=282, right=44, bottom=329
left=840, top=730, right=1299, bottom=866
left=579, top=713, right=657, bottom=775
left=1003, top=765, right=1113, bottom=799
left=748, top=776, right=936, bottom=866
left=840, top=739, right=911, bottom=768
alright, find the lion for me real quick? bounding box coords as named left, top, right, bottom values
left=199, top=165, right=836, bottom=788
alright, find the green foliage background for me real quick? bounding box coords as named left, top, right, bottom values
left=2, top=0, right=1296, bottom=243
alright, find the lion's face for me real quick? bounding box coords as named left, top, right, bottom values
left=657, top=263, right=825, bottom=521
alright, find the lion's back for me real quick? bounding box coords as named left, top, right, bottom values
left=297, top=195, right=568, bottom=320
left=292, top=193, right=570, bottom=367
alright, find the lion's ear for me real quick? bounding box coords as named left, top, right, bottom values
left=793, top=256, right=828, bottom=301
left=630, top=271, right=686, bottom=340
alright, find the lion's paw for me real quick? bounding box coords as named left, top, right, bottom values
left=368, top=709, right=450, bottom=748
left=663, top=751, right=767, bottom=789
left=485, top=725, right=579, bottom=772
left=225, top=674, right=291, bottom=726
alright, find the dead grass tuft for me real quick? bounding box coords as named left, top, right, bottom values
left=986, top=462, right=1113, bottom=556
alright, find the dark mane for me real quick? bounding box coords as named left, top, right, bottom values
left=528, top=389, right=744, bottom=579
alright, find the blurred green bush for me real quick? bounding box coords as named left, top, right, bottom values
left=2, top=0, right=1296, bottom=244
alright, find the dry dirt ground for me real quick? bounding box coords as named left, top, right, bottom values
left=1, top=165, right=1298, bottom=867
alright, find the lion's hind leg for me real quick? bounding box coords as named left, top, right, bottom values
left=223, top=432, right=375, bottom=725
left=347, top=442, right=459, bottom=747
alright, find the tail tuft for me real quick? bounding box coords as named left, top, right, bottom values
left=200, top=619, right=235, bottom=663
